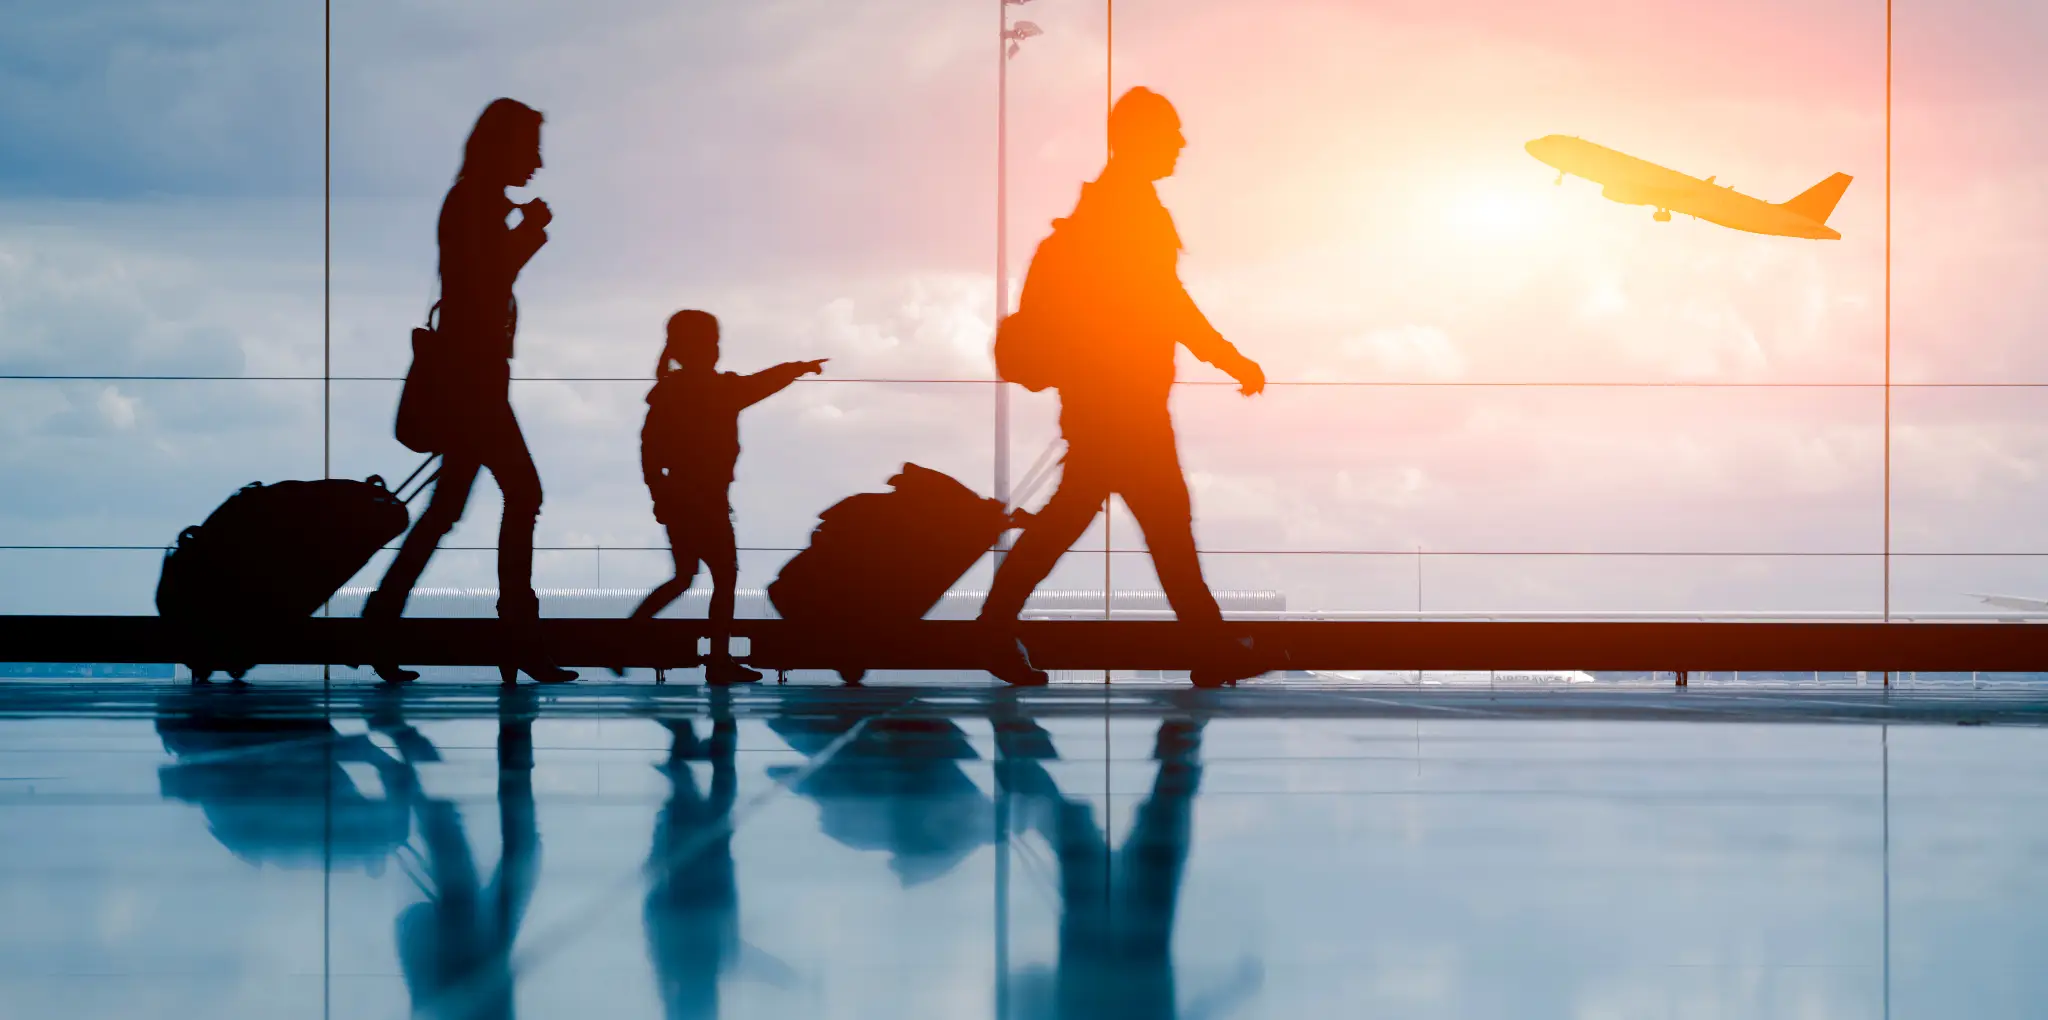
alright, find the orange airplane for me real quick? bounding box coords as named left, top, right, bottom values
left=1525, top=135, right=1851, bottom=240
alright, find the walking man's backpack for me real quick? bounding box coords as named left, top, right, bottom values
left=994, top=217, right=1095, bottom=392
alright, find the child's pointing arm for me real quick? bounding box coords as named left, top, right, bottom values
left=735, top=358, right=828, bottom=407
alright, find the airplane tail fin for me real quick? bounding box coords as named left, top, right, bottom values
left=1781, top=172, right=1853, bottom=225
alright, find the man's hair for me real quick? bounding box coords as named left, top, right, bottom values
left=1108, top=87, right=1178, bottom=153
left=460, top=98, right=544, bottom=180
left=659, top=309, right=720, bottom=376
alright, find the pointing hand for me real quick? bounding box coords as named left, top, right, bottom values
left=797, top=359, right=829, bottom=376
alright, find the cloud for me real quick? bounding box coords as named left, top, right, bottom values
left=1340, top=326, right=1468, bottom=380
left=0, top=3, right=325, bottom=197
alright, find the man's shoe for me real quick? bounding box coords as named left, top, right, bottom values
left=705, top=658, right=763, bottom=686
left=1189, top=638, right=1264, bottom=688
left=372, top=664, right=421, bottom=685
left=988, top=637, right=1049, bottom=687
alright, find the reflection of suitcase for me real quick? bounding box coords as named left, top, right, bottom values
left=156, top=458, right=436, bottom=681
left=768, top=463, right=1017, bottom=685
left=156, top=714, right=411, bottom=869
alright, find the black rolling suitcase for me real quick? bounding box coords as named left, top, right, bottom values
left=155, top=457, right=437, bottom=681
left=768, top=463, right=1023, bottom=685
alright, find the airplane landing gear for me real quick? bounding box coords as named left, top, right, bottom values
left=1554, top=171, right=1565, bottom=186
left=1653, top=208, right=1672, bottom=222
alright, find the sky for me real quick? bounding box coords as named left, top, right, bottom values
left=1, top=0, right=2046, bottom=614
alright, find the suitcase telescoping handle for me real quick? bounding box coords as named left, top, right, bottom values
left=1006, top=438, right=1065, bottom=515
left=392, top=453, right=442, bottom=506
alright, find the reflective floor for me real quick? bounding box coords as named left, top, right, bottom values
left=2, top=681, right=2045, bottom=1019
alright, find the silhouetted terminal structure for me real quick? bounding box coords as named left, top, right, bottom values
left=322, top=587, right=1289, bottom=619
left=4, top=588, right=2048, bottom=680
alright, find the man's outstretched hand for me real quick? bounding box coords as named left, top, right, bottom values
left=791, top=358, right=829, bottom=376
left=1231, top=355, right=1266, bottom=397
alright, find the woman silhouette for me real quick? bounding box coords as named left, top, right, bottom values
left=366, top=98, right=574, bottom=684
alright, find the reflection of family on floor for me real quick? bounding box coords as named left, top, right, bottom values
left=364, top=86, right=1266, bottom=689
left=154, top=689, right=1255, bottom=1019
left=995, top=710, right=1263, bottom=1020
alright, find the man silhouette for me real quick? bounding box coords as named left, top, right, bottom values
left=983, top=88, right=1265, bottom=688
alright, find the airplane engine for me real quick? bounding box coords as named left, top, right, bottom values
left=1653, top=209, right=1672, bottom=222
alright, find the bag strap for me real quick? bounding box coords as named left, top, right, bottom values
left=427, top=260, right=442, bottom=330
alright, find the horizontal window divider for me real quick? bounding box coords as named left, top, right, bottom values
left=5, top=376, right=2048, bottom=389
left=4, top=544, right=2046, bottom=558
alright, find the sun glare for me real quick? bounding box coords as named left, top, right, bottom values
left=1443, top=188, right=1548, bottom=241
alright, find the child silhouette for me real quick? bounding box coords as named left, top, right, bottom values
left=629, top=310, right=825, bottom=684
